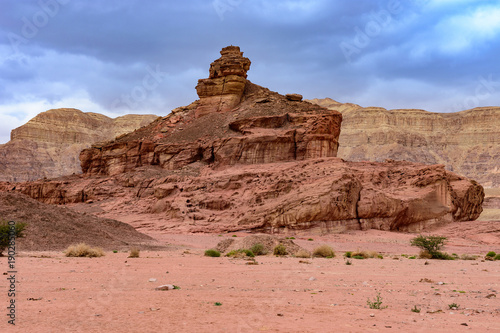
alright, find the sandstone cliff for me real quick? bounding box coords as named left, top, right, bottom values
left=0, top=109, right=158, bottom=182
left=0, top=46, right=484, bottom=234
left=308, top=98, right=500, bottom=187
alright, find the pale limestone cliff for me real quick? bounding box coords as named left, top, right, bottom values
left=0, top=109, right=158, bottom=182
left=308, top=98, right=500, bottom=187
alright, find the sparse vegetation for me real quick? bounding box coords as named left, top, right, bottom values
left=204, top=249, right=221, bottom=257
left=344, top=251, right=352, bottom=258
left=351, top=250, right=380, bottom=259
left=307, top=238, right=313, bottom=241
left=294, top=249, right=311, bottom=258
left=128, top=247, right=140, bottom=258
left=486, top=251, right=496, bottom=258
left=367, top=293, right=387, bottom=309
left=214, top=302, right=222, bottom=306
left=273, top=244, right=288, bottom=256
left=460, top=254, right=477, bottom=260
left=113, top=250, right=118, bottom=253
left=495, top=254, right=500, bottom=261
left=411, top=305, right=421, bottom=313
left=345, top=259, right=352, bottom=265
left=411, top=235, right=451, bottom=259
left=226, top=249, right=254, bottom=258
left=312, top=245, right=336, bottom=258
left=64, top=243, right=104, bottom=258
left=0, top=221, right=26, bottom=256
left=448, top=303, right=459, bottom=309
left=250, top=243, right=266, bottom=256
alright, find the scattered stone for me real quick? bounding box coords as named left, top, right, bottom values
left=309, top=277, right=317, bottom=281
left=149, top=278, right=157, bottom=282
left=486, top=294, right=496, bottom=299
left=461, top=323, right=468, bottom=326
left=155, top=284, right=175, bottom=291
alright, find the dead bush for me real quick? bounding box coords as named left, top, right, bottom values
left=65, top=243, right=104, bottom=258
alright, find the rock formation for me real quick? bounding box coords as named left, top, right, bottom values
left=308, top=98, right=500, bottom=188
left=195, top=45, right=251, bottom=117
left=0, top=109, right=158, bottom=182
left=0, top=191, right=156, bottom=251
left=0, top=46, right=484, bottom=235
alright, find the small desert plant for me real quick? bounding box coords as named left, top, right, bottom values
left=294, top=249, right=311, bottom=258
left=226, top=249, right=254, bottom=258
left=351, top=250, right=380, bottom=259
left=344, top=251, right=352, bottom=258
left=0, top=221, right=26, bottom=256
left=410, top=235, right=447, bottom=259
left=128, top=247, right=140, bottom=258
left=232, top=235, right=238, bottom=237
left=431, top=251, right=455, bottom=260
left=307, top=238, right=313, bottom=241
left=273, top=244, right=288, bottom=256
left=65, top=243, right=104, bottom=258
left=485, top=251, right=497, bottom=260
left=418, top=250, right=433, bottom=259
left=345, top=259, right=352, bottom=265
left=113, top=250, right=118, bottom=253
left=448, top=303, right=459, bottom=309
left=250, top=243, right=266, bottom=256
left=312, top=245, right=336, bottom=258
left=204, top=249, right=221, bottom=257
left=367, top=293, right=387, bottom=309
left=460, top=254, right=477, bottom=260
left=495, top=254, right=500, bottom=261
left=214, top=302, right=222, bottom=306
left=411, top=305, right=421, bottom=313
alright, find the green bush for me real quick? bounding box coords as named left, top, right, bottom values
left=312, top=245, right=335, bottom=258
left=273, top=244, right=288, bottom=256
left=411, top=235, right=451, bottom=259
left=495, top=254, right=500, bottom=261
left=0, top=221, right=26, bottom=256
left=204, top=249, right=221, bottom=257
left=344, top=251, right=352, bottom=258
left=486, top=251, right=496, bottom=257
left=250, top=243, right=266, bottom=256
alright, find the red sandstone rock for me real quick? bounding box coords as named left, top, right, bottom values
left=0, top=46, right=484, bottom=234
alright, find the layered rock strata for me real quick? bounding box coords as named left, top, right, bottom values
left=0, top=46, right=484, bottom=234
left=309, top=98, right=500, bottom=187
left=0, top=109, right=158, bottom=182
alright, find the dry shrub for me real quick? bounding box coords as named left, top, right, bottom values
left=352, top=250, right=379, bottom=259
left=128, top=247, right=140, bottom=258
left=418, top=250, right=433, bottom=259
left=65, top=243, right=104, bottom=258
left=312, top=245, right=336, bottom=258
left=460, top=254, right=477, bottom=261
left=295, top=249, right=311, bottom=258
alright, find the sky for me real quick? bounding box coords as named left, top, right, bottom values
left=1, top=0, right=499, bottom=143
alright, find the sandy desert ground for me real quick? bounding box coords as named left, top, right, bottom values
left=2, top=222, right=500, bottom=333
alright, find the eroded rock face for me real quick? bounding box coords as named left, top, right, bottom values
left=195, top=45, right=251, bottom=117
left=0, top=109, right=158, bottom=182
left=309, top=98, right=500, bottom=187
left=0, top=46, right=484, bottom=234
left=0, top=159, right=483, bottom=234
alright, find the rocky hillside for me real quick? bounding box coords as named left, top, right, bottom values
left=0, top=109, right=158, bottom=182
left=0, top=46, right=483, bottom=235
left=308, top=98, right=500, bottom=187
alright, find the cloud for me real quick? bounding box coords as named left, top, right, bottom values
left=0, top=0, right=498, bottom=144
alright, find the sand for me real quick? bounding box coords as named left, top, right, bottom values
left=2, top=223, right=500, bottom=333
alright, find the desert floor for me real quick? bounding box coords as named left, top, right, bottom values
left=2, top=222, right=500, bottom=333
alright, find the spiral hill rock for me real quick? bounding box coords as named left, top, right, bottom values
left=1, top=46, right=484, bottom=234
